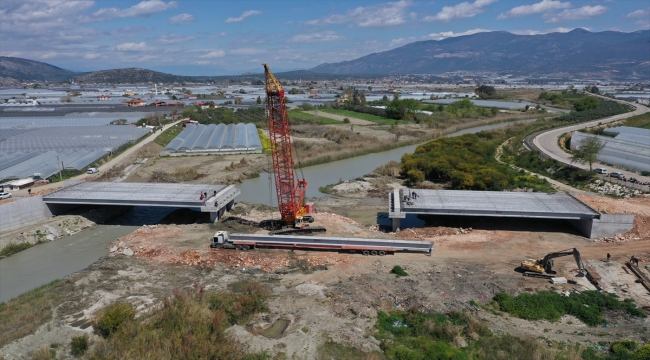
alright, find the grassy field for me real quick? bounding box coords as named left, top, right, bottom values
left=0, top=280, right=60, bottom=347
left=153, top=124, right=183, bottom=147
left=318, top=108, right=396, bottom=124
left=288, top=110, right=343, bottom=125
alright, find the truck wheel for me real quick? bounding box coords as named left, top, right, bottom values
left=371, top=250, right=378, bottom=256
left=378, top=251, right=386, bottom=256
left=235, top=245, right=243, bottom=250
left=362, top=250, right=370, bottom=256
left=242, top=245, right=250, bottom=251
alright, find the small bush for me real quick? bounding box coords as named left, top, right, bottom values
left=0, top=242, right=34, bottom=258
left=343, top=117, right=350, bottom=123
left=390, top=265, right=408, bottom=277
left=31, top=345, right=54, bottom=360
left=94, top=303, right=136, bottom=338
left=208, top=281, right=270, bottom=325
left=70, top=334, right=88, bottom=357
left=641, top=171, right=650, bottom=176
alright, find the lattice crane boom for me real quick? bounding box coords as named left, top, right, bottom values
left=264, top=63, right=307, bottom=224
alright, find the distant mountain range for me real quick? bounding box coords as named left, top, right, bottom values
left=2, top=30, right=648, bottom=83
left=0, top=57, right=77, bottom=82
left=311, top=29, right=650, bottom=79
left=73, top=68, right=195, bottom=84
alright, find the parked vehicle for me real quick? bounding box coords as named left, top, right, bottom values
left=87, top=167, right=99, bottom=174
left=0, top=192, right=12, bottom=199
left=595, top=168, right=607, bottom=174
left=610, top=172, right=623, bottom=179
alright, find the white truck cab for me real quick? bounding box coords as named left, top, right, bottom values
left=210, top=231, right=250, bottom=250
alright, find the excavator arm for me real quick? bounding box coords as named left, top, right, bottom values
left=540, top=248, right=586, bottom=275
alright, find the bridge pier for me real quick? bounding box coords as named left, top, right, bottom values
left=210, top=212, right=219, bottom=223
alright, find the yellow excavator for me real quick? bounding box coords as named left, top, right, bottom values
left=521, top=248, right=586, bottom=277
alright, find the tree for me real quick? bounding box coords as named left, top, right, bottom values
left=256, top=96, right=262, bottom=104
left=475, top=85, right=496, bottom=99
left=571, top=135, right=605, bottom=171
left=574, top=97, right=600, bottom=111
left=590, top=86, right=600, bottom=94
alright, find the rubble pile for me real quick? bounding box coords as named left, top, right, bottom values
left=395, top=227, right=473, bottom=240
left=577, top=195, right=650, bottom=243
left=321, top=212, right=364, bottom=227
left=109, top=224, right=352, bottom=271
left=587, top=180, right=642, bottom=198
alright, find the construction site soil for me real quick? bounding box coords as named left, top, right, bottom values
left=2, top=190, right=649, bottom=359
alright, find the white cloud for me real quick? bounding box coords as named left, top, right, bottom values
left=0, top=0, right=95, bottom=36
left=424, top=0, right=497, bottom=23
left=86, top=0, right=177, bottom=22
left=168, top=13, right=195, bottom=24
left=497, top=0, right=570, bottom=20
left=115, top=42, right=152, bottom=51
left=626, top=7, right=650, bottom=28
left=157, top=34, right=196, bottom=44
left=289, top=31, right=345, bottom=43
left=544, top=5, right=607, bottom=23
left=229, top=48, right=266, bottom=55
left=510, top=27, right=576, bottom=35
left=200, top=50, right=226, bottom=58
left=305, top=0, right=411, bottom=28
left=84, top=53, right=100, bottom=59
left=626, top=8, right=649, bottom=18
left=425, top=28, right=491, bottom=40
left=225, top=10, right=261, bottom=23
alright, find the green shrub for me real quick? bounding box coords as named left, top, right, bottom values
left=634, top=344, right=650, bottom=360
left=89, top=287, right=250, bottom=359
left=0, top=242, right=35, bottom=258
left=94, top=303, right=136, bottom=338
left=391, top=266, right=409, bottom=277
left=70, top=334, right=88, bottom=357
left=494, top=291, right=645, bottom=326
left=207, top=281, right=270, bottom=325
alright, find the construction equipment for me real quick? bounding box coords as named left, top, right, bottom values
left=263, top=63, right=324, bottom=235
left=521, top=248, right=586, bottom=276
left=210, top=231, right=433, bottom=255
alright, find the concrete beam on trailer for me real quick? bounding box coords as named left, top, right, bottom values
left=42, top=182, right=241, bottom=216
left=388, top=189, right=632, bottom=238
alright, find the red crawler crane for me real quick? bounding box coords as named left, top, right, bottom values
left=263, top=63, right=325, bottom=235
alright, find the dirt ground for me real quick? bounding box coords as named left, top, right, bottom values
left=3, top=190, right=648, bottom=359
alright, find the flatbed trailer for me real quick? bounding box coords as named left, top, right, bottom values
left=210, top=231, right=433, bottom=255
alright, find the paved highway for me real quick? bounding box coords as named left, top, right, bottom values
left=532, top=95, right=650, bottom=184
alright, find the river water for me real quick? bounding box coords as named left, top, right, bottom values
left=0, top=206, right=176, bottom=303
left=237, top=118, right=537, bottom=205
left=0, top=118, right=536, bottom=303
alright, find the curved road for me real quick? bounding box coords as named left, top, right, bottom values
left=532, top=95, right=650, bottom=184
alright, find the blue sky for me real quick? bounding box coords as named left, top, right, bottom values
left=1, top=0, right=648, bottom=75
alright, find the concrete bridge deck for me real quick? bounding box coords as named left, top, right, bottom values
left=43, top=182, right=240, bottom=221
left=388, top=189, right=632, bottom=238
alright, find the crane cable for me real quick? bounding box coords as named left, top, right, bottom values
left=292, top=120, right=306, bottom=181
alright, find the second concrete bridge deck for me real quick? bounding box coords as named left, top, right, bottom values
left=389, top=189, right=632, bottom=238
